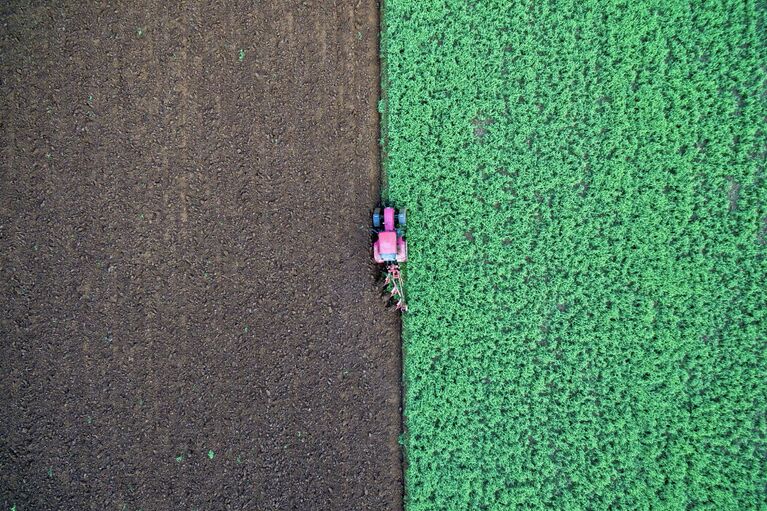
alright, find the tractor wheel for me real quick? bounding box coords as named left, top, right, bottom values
left=397, top=208, right=406, bottom=226
left=372, top=208, right=382, bottom=228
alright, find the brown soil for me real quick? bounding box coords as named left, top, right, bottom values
left=1, top=1, right=401, bottom=509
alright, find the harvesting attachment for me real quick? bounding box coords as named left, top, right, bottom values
left=372, top=206, right=408, bottom=311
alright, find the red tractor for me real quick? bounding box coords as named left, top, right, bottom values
left=372, top=206, right=407, bottom=311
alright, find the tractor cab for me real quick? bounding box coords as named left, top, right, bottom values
left=375, top=231, right=399, bottom=262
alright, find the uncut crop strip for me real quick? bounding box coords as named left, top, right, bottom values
left=382, top=1, right=767, bottom=509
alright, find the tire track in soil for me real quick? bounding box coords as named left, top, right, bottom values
left=1, top=1, right=402, bottom=509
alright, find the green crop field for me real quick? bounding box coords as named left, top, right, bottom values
left=381, top=0, right=767, bottom=509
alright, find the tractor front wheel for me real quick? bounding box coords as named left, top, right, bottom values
left=397, top=208, right=406, bottom=226
left=373, top=208, right=382, bottom=228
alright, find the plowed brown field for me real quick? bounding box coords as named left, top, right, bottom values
left=1, top=1, right=401, bottom=509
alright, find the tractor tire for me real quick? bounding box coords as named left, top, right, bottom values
left=397, top=208, right=406, bottom=226
left=373, top=208, right=382, bottom=228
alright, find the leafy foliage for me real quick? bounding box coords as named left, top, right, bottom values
left=381, top=0, right=767, bottom=509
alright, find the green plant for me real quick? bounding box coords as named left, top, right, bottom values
left=382, top=0, right=767, bottom=509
